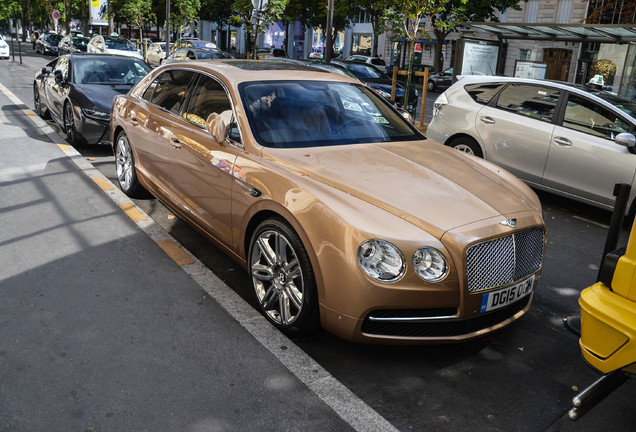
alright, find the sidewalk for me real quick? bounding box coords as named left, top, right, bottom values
left=0, top=84, right=391, bottom=430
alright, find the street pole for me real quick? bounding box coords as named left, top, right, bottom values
left=324, top=0, right=334, bottom=62
left=166, top=0, right=170, bottom=56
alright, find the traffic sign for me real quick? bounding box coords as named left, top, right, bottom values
left=52, top=10, right=61, bottom=20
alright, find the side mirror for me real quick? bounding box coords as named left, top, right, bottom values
left=53, top=69, right=63, bottom=83
left=206, top=113, right=228, bottom=144
left=616, top=132, right=636, bottom=153
left=41, top=67, right=48, bottom=75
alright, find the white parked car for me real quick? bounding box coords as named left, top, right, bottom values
left=0, top=35, right=9, bottom=59
left=87, top=34, right=143, bottom=60
left=426, top=75, right=636, bottom=213
left=145, top=42, right=166, bottom=66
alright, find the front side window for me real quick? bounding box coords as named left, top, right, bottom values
left=185, top=74, right=240, bottom=142
left=563, top=94, right=629, bottom=140
left=149, top=70, right=195, bottom=114
left=240, top=80, right=420, bottom=148
left=496, top=84, right=560, bottom=123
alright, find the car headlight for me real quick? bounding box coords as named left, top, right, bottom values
left=412, top=247, right=448, bottom=281
left=358, top=239, right=405, bottom=282
left=372, top=88, right=391, bottom=99
left=82, top=108, right=110, bottom=120
left=432, top=92, right=448, bottom=117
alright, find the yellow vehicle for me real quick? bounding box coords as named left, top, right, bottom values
left=569, top=183, right=635, bottom=419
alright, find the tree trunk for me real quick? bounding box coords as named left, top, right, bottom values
left=433, top=28, right=449, bottom=72
left=81, top=0, right=88, bottom=35
left=108, top=1, right=114, bottom=34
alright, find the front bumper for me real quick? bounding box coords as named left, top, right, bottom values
left=579, top=282, right=636, bottom=374
left=77, top=111, right=110, bottom=145
left=318, top=213, right=545, bottom=344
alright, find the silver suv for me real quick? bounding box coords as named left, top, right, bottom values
left=427, top=76, right=636, bottom=213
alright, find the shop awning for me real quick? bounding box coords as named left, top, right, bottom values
left=460, top=23, right=636, bottom=44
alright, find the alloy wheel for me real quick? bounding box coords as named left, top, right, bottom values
left=250, top=229, right=304, bottom=326
left=115, top=134, right=134, bottom=192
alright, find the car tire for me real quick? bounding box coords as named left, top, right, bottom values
left=64, top=102, right=83, bottom=146
left=114, top=130, right=147, bottom=198
left=449, top=136, right=483, bottom=158
left=248, top=217, right=320, bottom=336
left=33, top=84, right=49, bottom=119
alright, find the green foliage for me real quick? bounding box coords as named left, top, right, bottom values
left=119, top=0, right=155, bottom=29
left=170, top=0, right=202, bottom=35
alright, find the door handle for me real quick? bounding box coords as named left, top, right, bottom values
left=170, top=136, right=182, bottom=148
left=480, top=116, right=495, bottom=125
left=129, top=116, right=139, bottom=126
left=554, top=137, right=572, bottom=147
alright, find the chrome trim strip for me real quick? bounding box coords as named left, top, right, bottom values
left=368, top=315, right=459, bottom=322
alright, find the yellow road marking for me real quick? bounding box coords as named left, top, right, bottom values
left=118, top=203, right=147, bottom=222
left=91, top=177, right=114, bottom=191
left=56, top=143, right=72, bottom=152
left=25, top=111, right=36, bottom=117
left=156, top=239, right=194, bottom=266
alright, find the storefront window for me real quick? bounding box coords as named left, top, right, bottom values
left=351, top=34, right=372, bottom=56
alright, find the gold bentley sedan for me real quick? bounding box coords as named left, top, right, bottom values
left=110, top=60, right=546, bottom=343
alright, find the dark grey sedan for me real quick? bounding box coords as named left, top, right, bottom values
left=33, top=54, right=151, bottom=145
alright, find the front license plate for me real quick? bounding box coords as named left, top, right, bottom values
left=479, top=275, right=535, bottom=313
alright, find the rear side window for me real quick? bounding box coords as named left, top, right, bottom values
left=465, top=83, right=506, bottom=104
left=495, top=84, right=560, bottom=123
left=149, top=70, right=195, bottom=114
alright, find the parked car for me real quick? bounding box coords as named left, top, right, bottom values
left=162, top=47, right=234, bottom=63
left=427, top=67, right=454, bottom=92
left=0, top=35, right=9, bottom=59
left=87, top=35, right=143, bottom=59
left=308, top=51, right=323, bottom=59
left=58, top=34, right=89, bottom=55
left=35, top=32, right=62, bottom=55
left=145, top=42, right=166, bottom=66
left=331, top=60, right=419, bottom=113
left=172, top=38, right=217, bottom=50
left=345, top=54, right=387, bottom=68
left=33, top=54, right=151, bottom=145
left=110, top=59, right=545, bottom=343
left=426, top=75, right=636, bottom=213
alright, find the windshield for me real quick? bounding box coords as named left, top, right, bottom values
left=240, top=81, right=420, bottom=148
left=343, top=63, right=386, bottom=80
left=73, top=57, right=151, bottom=85
left=47, top=34, right=63, bottom=43
left=72, top=36, right=89, bottom=49
left=103, top=37, right=137, bottom=51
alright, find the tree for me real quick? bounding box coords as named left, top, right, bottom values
left=119, top=0, right=155, bottom=42
left=585, top=0, right=636, bottom=24
left=351, top=0, right=392, bottom=57
left=170, top=0, right=201, bottom=40
left=382, top=0, right=453, bottom=108
left=429, top=0, right=525, bottom=73
left=229, top=0, right=288, bottom=57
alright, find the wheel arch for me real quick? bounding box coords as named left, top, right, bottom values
left=242, top=206, right=326, bottom=302
left=444, top=132, right=485, bottom=156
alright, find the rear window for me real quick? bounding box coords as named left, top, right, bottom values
left=464, top=83, right=506, bottom=104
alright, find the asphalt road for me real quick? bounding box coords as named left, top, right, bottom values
left=2, top=42, right=635, bottom=431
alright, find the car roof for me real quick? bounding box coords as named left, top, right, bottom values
left=155, top=59, right=359, bottom=86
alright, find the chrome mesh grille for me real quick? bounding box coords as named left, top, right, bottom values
left=466, top=227, right=544, bottom=292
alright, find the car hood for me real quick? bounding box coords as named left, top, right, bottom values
left=263, top=140, right=539, bottom=238
left=75, top=84, right=132, bottom=113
